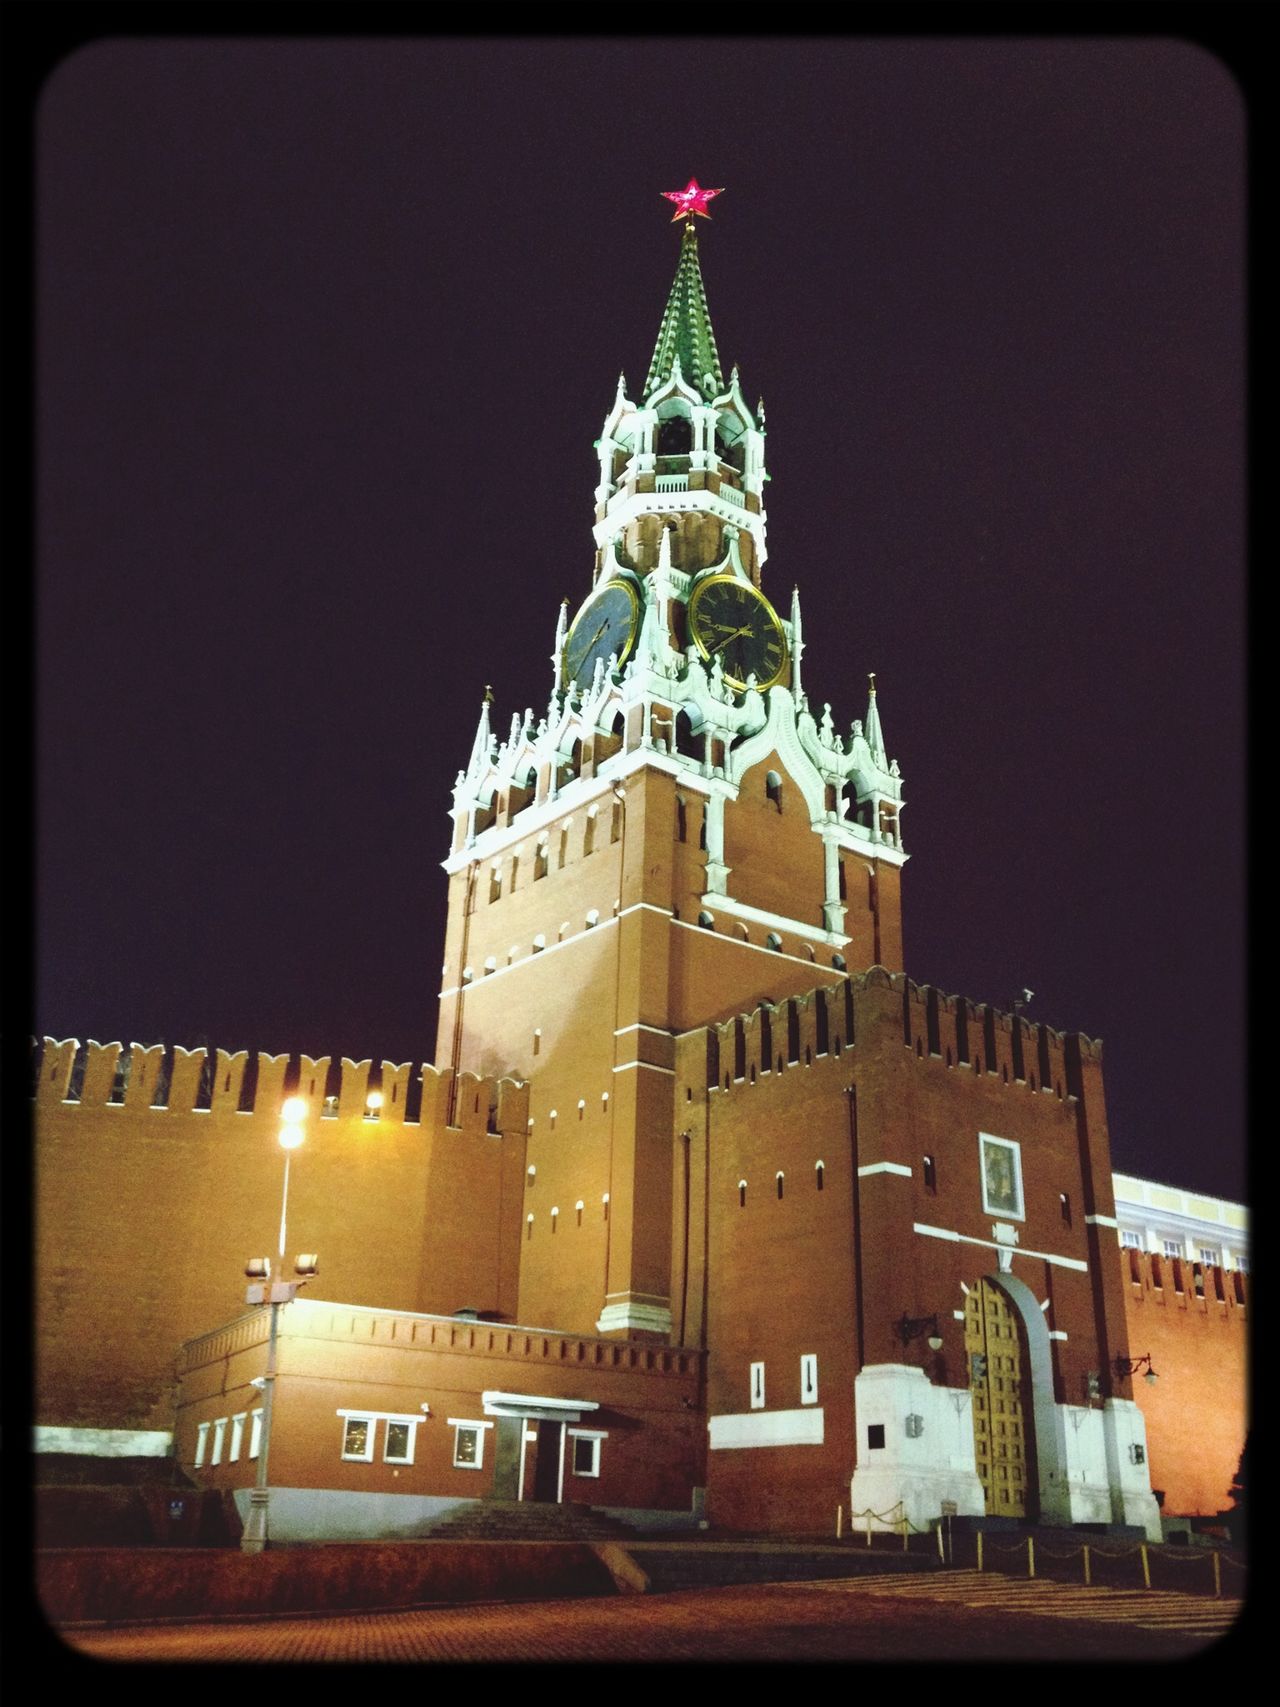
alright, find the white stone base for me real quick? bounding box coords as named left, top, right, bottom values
left=34, top=1426, right=173, bottom=1457
left=849, top=1365, right=985, bottom=1533
left=594, top=1300, right=672, bottom=1336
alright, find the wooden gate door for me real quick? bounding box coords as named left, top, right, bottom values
left=965, top=1278, right=1035, bottom=1519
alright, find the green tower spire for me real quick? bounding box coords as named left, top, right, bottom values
left=644, top=218, right=724, bottom=401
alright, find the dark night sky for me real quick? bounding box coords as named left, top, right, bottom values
left=34, top=38, right=1244, bottom=1200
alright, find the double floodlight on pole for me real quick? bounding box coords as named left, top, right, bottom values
left=240, top=1097, right=319, bottom=1554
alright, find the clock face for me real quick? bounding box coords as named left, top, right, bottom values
left=687, top=573, right=788, bottom=691
left=563, top=578, right=641, bottom=691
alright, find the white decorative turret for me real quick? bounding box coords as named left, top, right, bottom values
left=864, top=672, right=886, bottom=765
left=551, top=600, right=568, bottom=692
left=467, top=687, right=494, bottom=777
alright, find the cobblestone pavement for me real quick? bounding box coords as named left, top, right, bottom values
left=56, top=1575, right=1242, bottom=1664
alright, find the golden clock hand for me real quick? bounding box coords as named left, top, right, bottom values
left=710, top=625, right=751, bottom=655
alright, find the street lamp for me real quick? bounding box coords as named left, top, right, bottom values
left=1114, top=1352, right=1159, bottom=1386
left=240, top=1098, right=318, bottom=1554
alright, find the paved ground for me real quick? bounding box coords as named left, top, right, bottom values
left=55, top=1571, right=1244, bottom=1665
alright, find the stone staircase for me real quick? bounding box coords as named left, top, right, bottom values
left=423, top=1500, right=641, bottom=1542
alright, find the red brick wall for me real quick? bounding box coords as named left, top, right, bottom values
left=1121, top=1250, right=1248, bottom=1515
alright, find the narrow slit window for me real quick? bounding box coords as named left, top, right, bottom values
left=750, top=1361, right=765, bottom=1409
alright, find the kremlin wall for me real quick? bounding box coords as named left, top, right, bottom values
left=33, top=1005, right=1246, bottom=1524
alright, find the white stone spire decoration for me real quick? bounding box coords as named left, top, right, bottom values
left=552, top=599, right=568, bottom=692
left=467, top=687, right=494, bottom=776
left=865, top=672, right=885, bottom=764
left=790, top=585, right=804, bottom=705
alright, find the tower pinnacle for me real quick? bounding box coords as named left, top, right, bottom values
left=644, top=216, right=724, bottom=401
left=865, top=672, right=886, bottom=763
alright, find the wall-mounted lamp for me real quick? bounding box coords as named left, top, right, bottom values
left=896, top=1312, right=944, bottom=1352
left=1114, top=1352, right=1158, bottom=1385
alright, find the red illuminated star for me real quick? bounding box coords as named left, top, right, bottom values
left=661, top=178, right=724, bottom=221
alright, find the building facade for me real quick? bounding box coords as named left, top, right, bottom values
left=36, top=206, right=1246, bottom=1542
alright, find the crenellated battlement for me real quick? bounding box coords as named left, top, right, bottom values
left=1122, top=1245, right=1248, bottom=1310
left=676, top=966, right=1100, bottom=1099
left=31, top=1036, right=527, bottom=1136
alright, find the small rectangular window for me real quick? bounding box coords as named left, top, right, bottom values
left=342, top=1416, right=375, bottom=1462
left=1199, top=1247, right=1220, bottom=1267
left=210, top=1418, right=227, bottom=1466
left=249, top=1409, right=263, bottom=1459
left=384, top=1421, right=415, bottom=1465
left=1163, top=1238, right=1182, bottom=1258
left=800, top=1354, right=818, bottom=1404
left=570, top=1434, right=603, bottom=1478
left=229, top=1413, right=246, bottom=1462
left=194, top=1422, right=210, bottom=1468
left=453, top=1423, right=486, bottom=1469
left=1121, top=1230, right=1142, bottom=1248
left=867, top=1423, right=885, bottom=1450
left=749, top=1361, right=765, bottom=1410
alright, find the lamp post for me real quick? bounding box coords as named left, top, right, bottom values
left=240, top=1096, right=317, bottom=1554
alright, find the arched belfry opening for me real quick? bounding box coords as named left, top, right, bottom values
left=655, top=411, right=693, bottom=459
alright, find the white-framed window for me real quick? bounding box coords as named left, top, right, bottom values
left=1199, top=1247, right=1220, bottom=1267
left=449, top=1418, right=493, bottom=1469
left=341, top=1415, right=376, bottom=1462
left=1163, top=1238, right=1182, bottom=1258
left=1120, top=1229, right=1142, bottom=1249
left=383, top=1417, right=420, bottom=1465
left=800, top=1354, right=819, bottom=1405
left=249, top=1408, right=263, bottom=1459
left=750, top=1361, right=765, bottom=1410
left=210, top=1417, right=227, bottom=1466
left=229, top=1413, right=247, bottom=1462
left=194, top=1422, right=210, bottom=1468
left=568, top=1429, right=607, bottom=1478
left=978, top=1133, right=1024, bottom=1221
left=1235, top=1254, right=1249, bottom=1274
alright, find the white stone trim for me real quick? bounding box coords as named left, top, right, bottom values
left=612, top=1060, right=675, bottom=1075
left=912, top=1222, right=1089, bottom=1272
left=595, top=1300, right=673, bottom=1336
left=858, top=1162, right=912, bottom=1179
left=439, top=912, right=619, bottom=996
left=594, top=486, right=767, bottom=550
left=709, top=1408, right=825, bottom=1450
left=670, top=914, right=844, bottom=975
left=698, top=889, right=849, bottom=948
left=1048, top=1330, right=1069, bottom=1341
left=34, top=1426, right=173, bottom=1458
left=1085, top=1213, right=1119, bottom=1228
left=614, top=1022, right=672, bottom=1037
